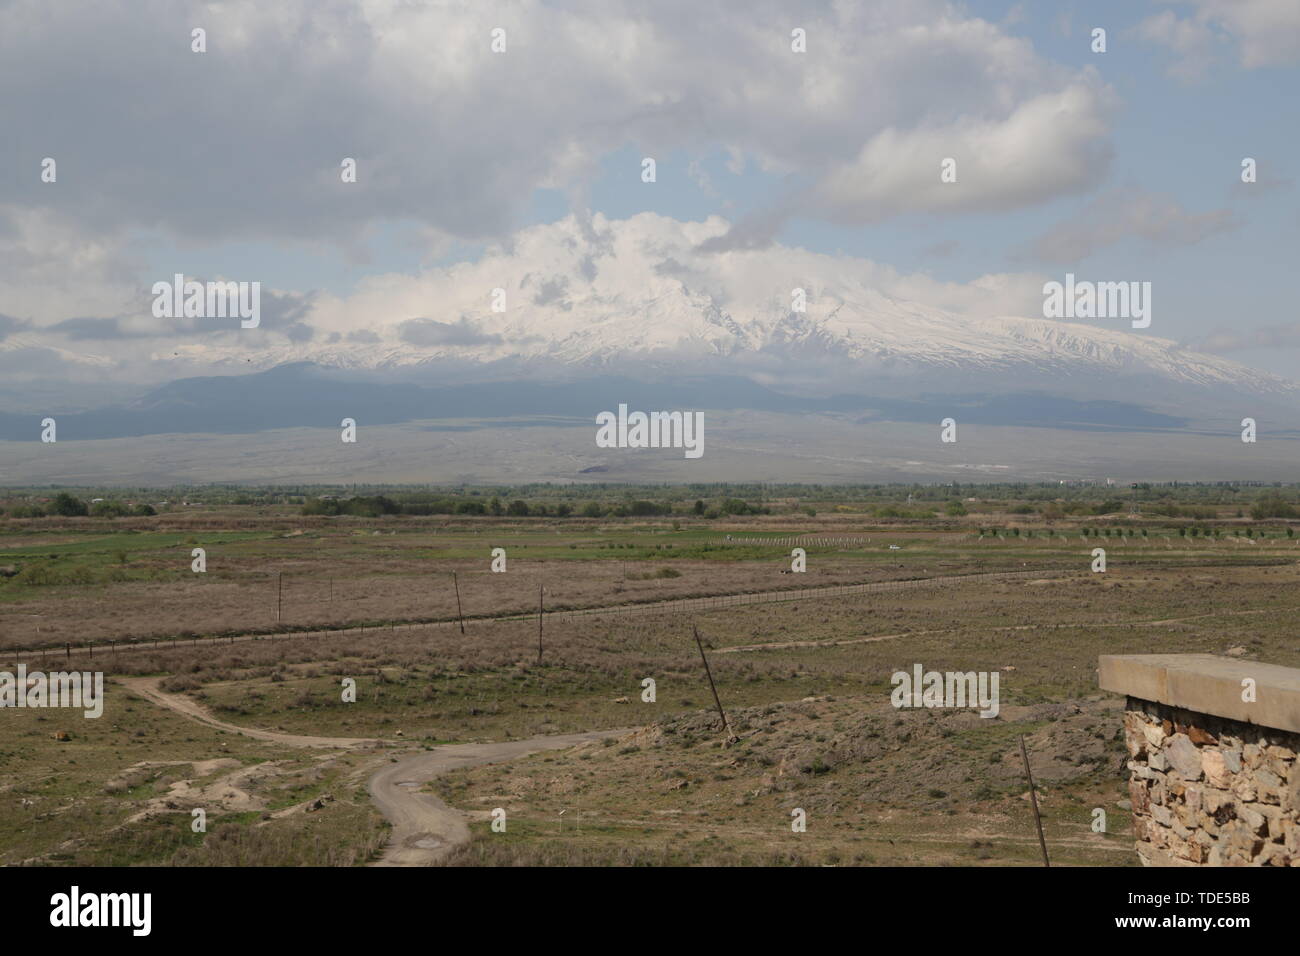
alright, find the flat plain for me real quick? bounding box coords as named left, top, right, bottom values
left=2, top=488, right=1296, bottom=866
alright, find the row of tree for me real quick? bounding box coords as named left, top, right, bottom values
left=979, top=526, right=1294, bottom=539
left=301, top=495, right=773, bottom=519
left=3, top=493, right=155, bottom=518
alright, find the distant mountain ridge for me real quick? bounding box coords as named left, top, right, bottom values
left=0, top=363, right=1231, bottom=442
left=4, top=207, right=1296, bottom=440
left=156, top=286, right=1295, bottom=403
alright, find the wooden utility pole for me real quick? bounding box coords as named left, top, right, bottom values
left=453, top=571, right=465, bottom=634
left=692, top=622, right=736, bottom=743
left=537, top=585, right=544, bottom=664
left=1020, top=735, right=1051, bottom=867
left=276, top=571, right=283, bottom=624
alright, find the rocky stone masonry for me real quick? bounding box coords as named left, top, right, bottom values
left=1123, top=698, right=1299, bottom=866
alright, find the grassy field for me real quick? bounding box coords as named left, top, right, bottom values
left=2, top=487, right=1297, bottom=866
left=1, top=512, right=1292, bottom=648
left=0, top=680, right=388, bottom=867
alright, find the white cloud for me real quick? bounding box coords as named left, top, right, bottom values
left=0, top=0, right=1113, bottom=246
left=810, top=81, right=1114, bottom=223
left=1135, top=0, right=1300, bottom=78
left=0, top=207, right=144, bottom=325
left=1020, top=188, right=1237, bottom=263
left=1189, top=323, right=1300, bottom=353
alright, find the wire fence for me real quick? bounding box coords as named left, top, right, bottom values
left=716, top=535, right=873, bottom=548
left=11, top=567, right=1076, bottom=665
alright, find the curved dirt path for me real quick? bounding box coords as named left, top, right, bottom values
left=120, top=675, right=632, bottom=866
left=368, top=730, right=629, bottom=866
left=119, top=676, right=384, bottom=749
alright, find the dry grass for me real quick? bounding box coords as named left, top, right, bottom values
left=0, top=681, right=388, bottom=866
left=4, top=507, right=1297, bottom=866
left=430, top=696, right=1135, bottom=866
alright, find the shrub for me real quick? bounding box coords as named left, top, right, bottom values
left=50, top=492, right=88, bottom=517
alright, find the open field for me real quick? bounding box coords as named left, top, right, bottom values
left=2, top=485, right=1298, bottom=866
left=1, top=510, right=1294, bottom=649
left=3, top=413, right=1299, bottom=486
left=0, top=680, right=389, bottom=867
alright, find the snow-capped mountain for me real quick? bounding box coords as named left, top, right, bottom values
left=3, top=208, right=1295, bottom=468
left=10, top=213, right=1294, bottom=417
left=116, top=212, right=1283, bottom=404
left=162, top=284, right=1294, bottom=404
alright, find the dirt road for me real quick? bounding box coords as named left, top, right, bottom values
left=120, top=675, right=631, bottom=866
left=368, top=730, right=627, bottom=866
left=119, top=676, right=384, bottom=749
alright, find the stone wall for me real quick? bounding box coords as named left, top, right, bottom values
left=1100, top=653, right=1300, bottom=867
left=1122, top=697, right=1298, bottom=866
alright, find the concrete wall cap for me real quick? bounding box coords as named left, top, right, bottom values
left=1099, top=654, right=1300, bottom=734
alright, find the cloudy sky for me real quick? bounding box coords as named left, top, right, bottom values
left=1, top=0, right=1297, bottom=398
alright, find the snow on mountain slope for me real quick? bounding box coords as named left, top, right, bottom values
left=0, top=334, right=116, bottom=368
left=164, top=281, right=1293, bottom=399
left=112, top=212, right=1288, bottom=400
